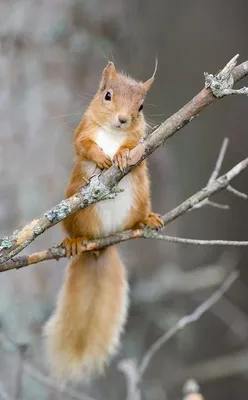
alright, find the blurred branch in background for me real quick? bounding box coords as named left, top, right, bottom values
left=119, top=271, right=238, bottom=400
left=1, top=137, right=248, bottom=272
left=182, top=379, right=205, bottom=400
left=192, top=137, right=230, bottom=211
left=0, top=55, right=248, bottom=265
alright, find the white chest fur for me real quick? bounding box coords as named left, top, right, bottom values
left=84, top=127, right=133, bottom=236
left=96, top=127, right=125, bottom=160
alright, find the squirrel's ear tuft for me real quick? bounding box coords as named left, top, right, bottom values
left=99, top=62, right=117, bottom=90
left=140, top=77, right=154, bottom=94
left=141, top=58, right=157, bottom=94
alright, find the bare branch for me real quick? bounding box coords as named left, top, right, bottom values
left=1, top=55, right=248, bottom=264
left=207, top=137, right=229, bottom=185
left=227, top=185, right=248, bottom=199
left=204, top=54, right=248, bottom=97
left=193, top=137, right=229, bottom=210
left=161, top=156, right=248, bottom=225
left=1, top=154, right=248, bottom=272
left=150, top=234, right=248, bottom=246
left=205, top=200, right=229, bottom=210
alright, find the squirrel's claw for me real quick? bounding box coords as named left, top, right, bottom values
left=113, top=149, right=130, bottom=172
left=96, top=154, right=112, bottom=170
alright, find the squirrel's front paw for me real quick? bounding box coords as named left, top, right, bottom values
left=113, top=148, right=130, bottom=172
left=61, top=237, right=88, bottom=257
left=95, top=151, right=112, bottom=170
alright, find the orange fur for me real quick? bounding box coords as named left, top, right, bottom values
left=44, top=247, right=128, bottom=382
left=44, top=62, right=163, bottom=383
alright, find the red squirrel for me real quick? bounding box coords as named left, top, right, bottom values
left=44, top=62, right=163, bottom=383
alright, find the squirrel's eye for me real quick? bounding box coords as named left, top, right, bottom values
left=138, top=104, right=144, bottom=112
left=105, top=91, right=112, bottom=101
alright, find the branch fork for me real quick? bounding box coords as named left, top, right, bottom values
left=205, top=54, right=248, bottom=97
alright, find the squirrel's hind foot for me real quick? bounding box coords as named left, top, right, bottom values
left=134, top=212, right=164, bottom=230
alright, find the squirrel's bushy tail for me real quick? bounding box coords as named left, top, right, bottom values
left=44, top=246, right=128, bottom=383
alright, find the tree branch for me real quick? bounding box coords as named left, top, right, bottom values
left=227, top=184, right=248, bottom=199
left=148, top=234, right=248, bottom=246
left=208, top=138, right=229, bottom=184
left=1, top=153, right=248, bottom=272
left=1, top=55, right=248, bottom=264
left=192, top=137, right=230, bottom=210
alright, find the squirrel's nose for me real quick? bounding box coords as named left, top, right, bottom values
left=118, top=115, right=128, bottom=124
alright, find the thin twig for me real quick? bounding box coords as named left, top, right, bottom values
left=152, top=234, right=248, bottom=246
left=227, top=185, right=248, bottom=199
left=206, top=200, right=229, bottom=210
left=207, top=137, right=229, bottom=185
left=193, top=137, right=229, bottom=210
left=1, top=55, right=248, bottom=264
left=161, top=156, right=248, bottom=226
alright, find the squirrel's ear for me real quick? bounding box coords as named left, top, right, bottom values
left=140, top=77, right=154, bottom=94
left=99, top=62, right=116, bottom=90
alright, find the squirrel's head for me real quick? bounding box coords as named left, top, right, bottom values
left=88, top=61, right=156, bottom=133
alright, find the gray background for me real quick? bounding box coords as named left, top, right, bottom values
left=0, top=1, right=248, bottom=399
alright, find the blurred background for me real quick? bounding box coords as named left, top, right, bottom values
left=0, top=0, right=248, bottom=399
